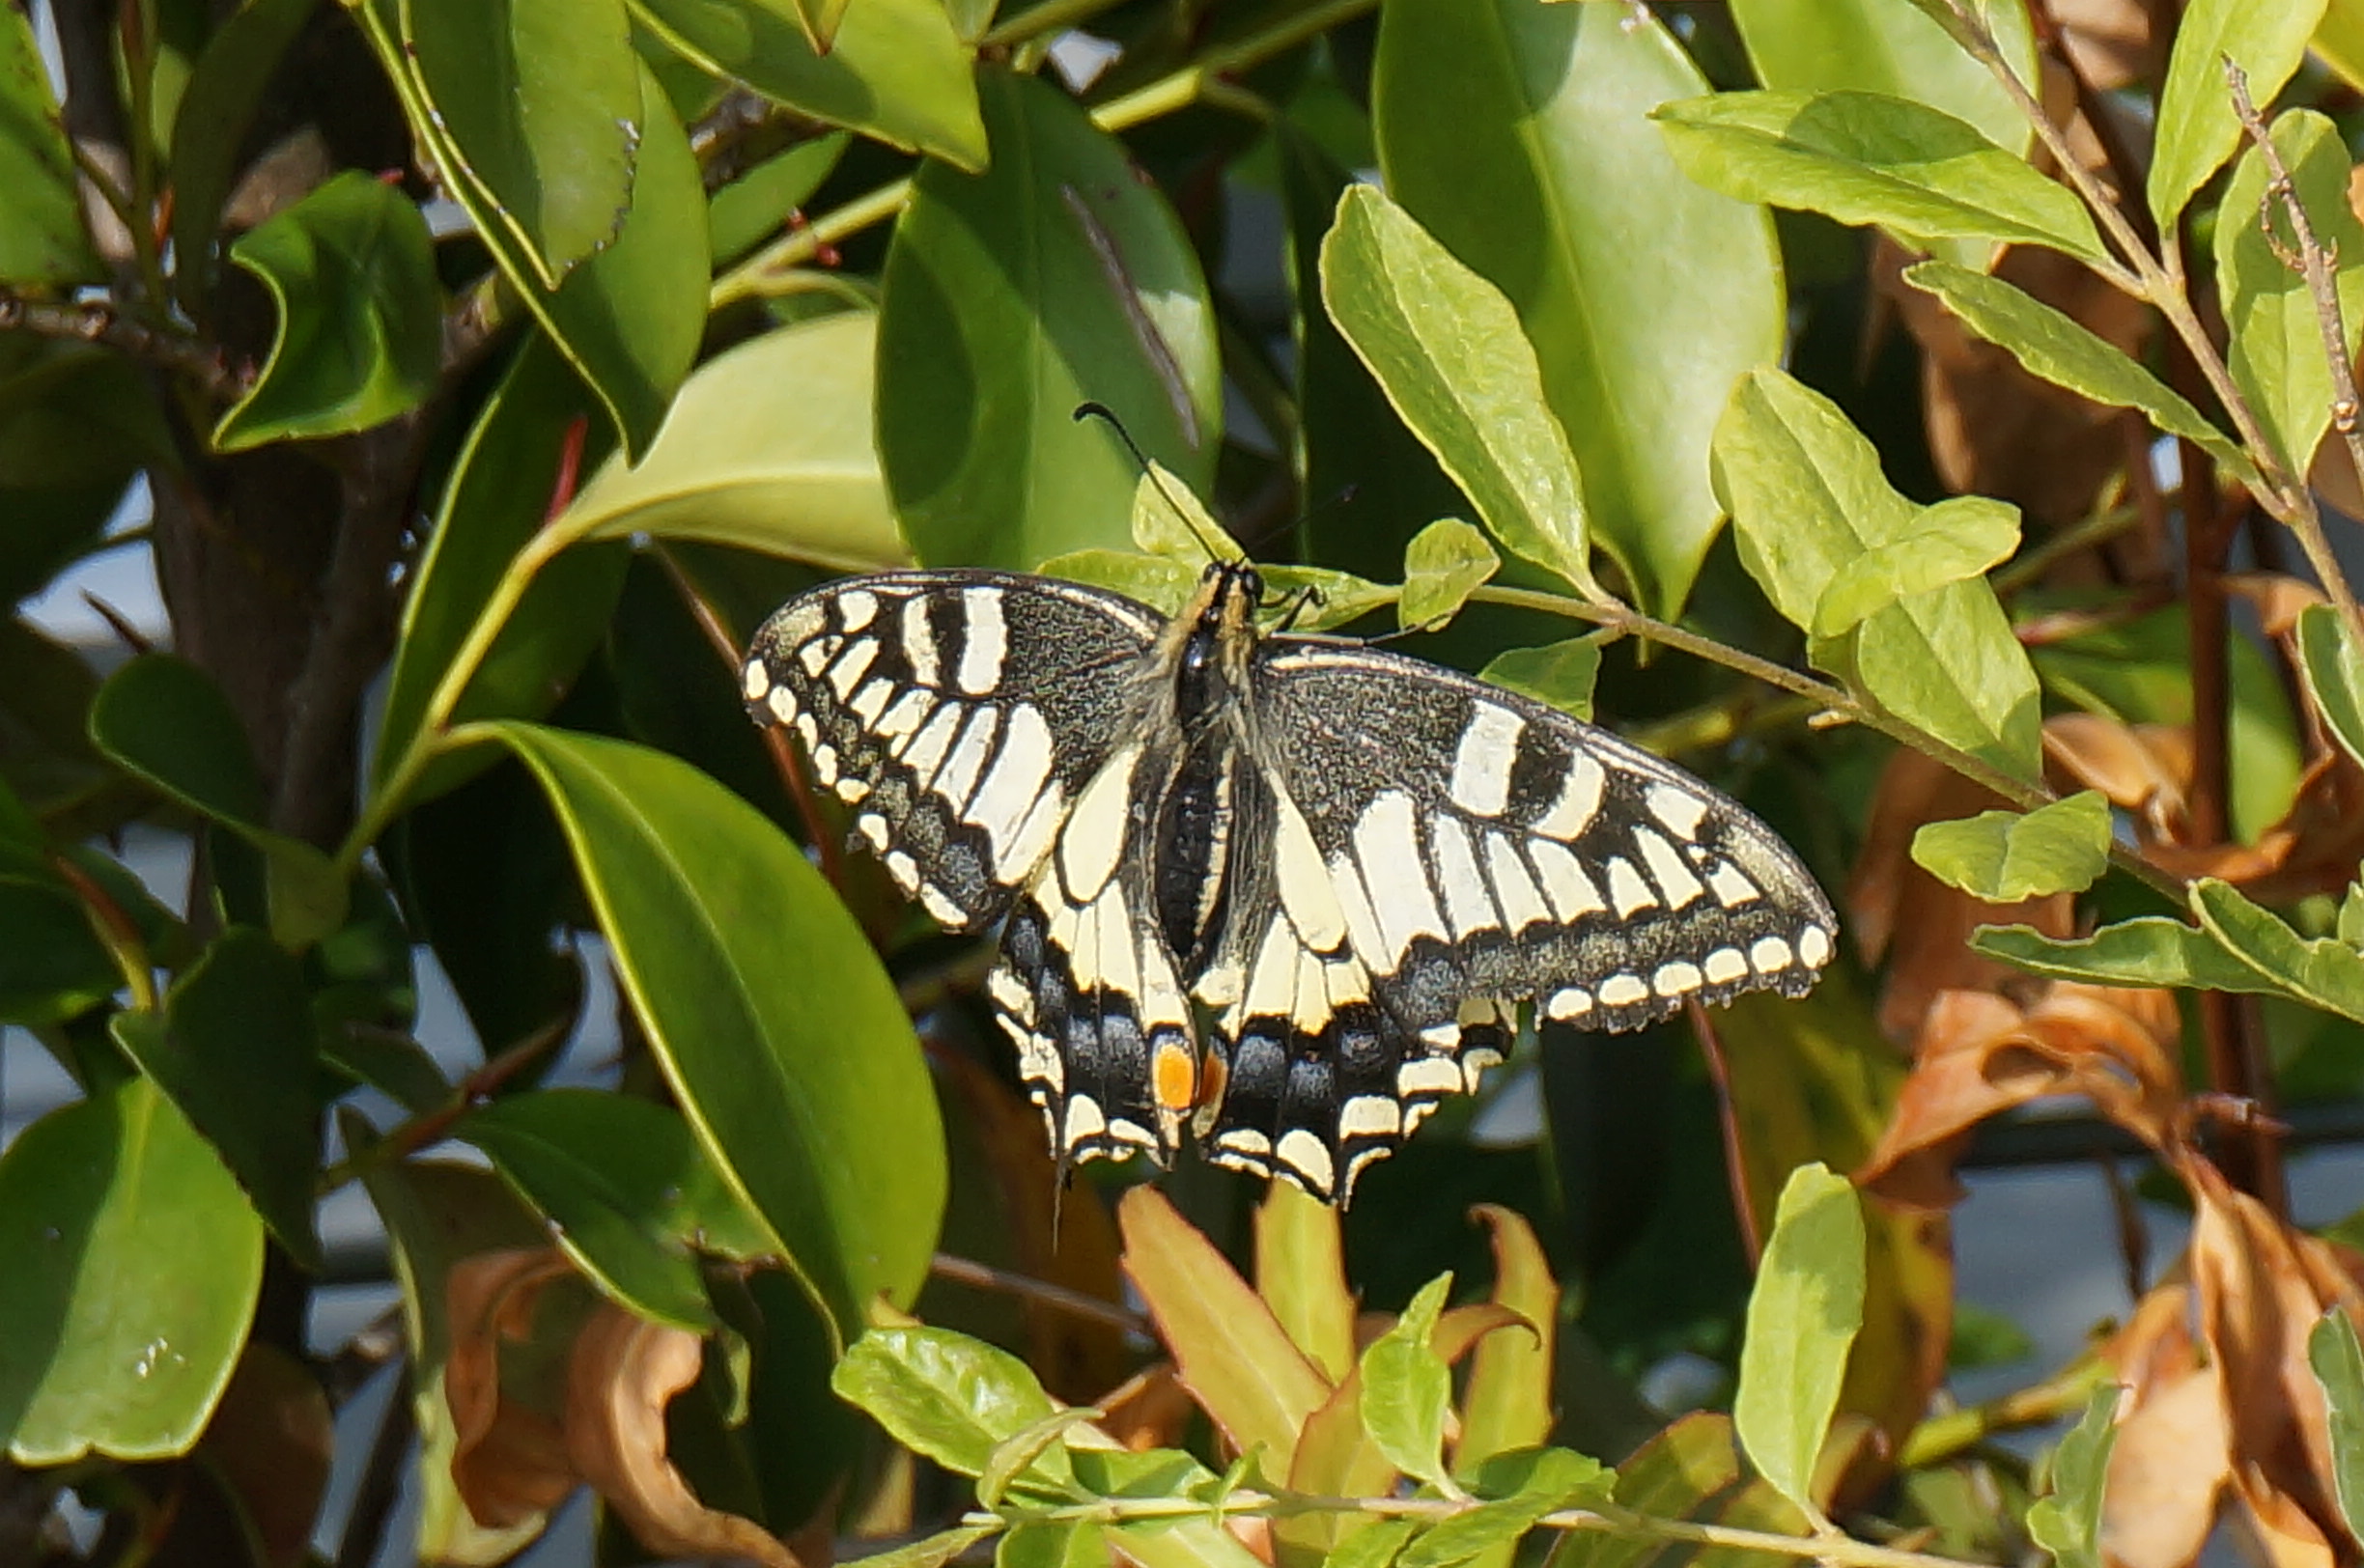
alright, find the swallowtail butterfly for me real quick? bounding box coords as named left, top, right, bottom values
left=743, top=562, right=1837, bottom=1204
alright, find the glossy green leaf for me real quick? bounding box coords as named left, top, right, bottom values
left=361, top=1156, right=553, bottom=1563
left=1324, top=1520, right=1420, bottom=1568
left=1732, top=1162, right=1863, bottom=1522
left=1105, top=1517, right=1273, bottom=1568
left=2300, top=604, right=2364, bottom=773
left=1362, top=1274, right=1455, bottom=1491
left=1129, top=459, right=1231, bottom=564
left=562, top=311, right=909, bottom=570
left=2192, top=878, right=2364, bottom=1025
left=1402, top=1449, right=1611, bottom=1568
left=396, top=53, right=704, bottom=457
left=1812, top=495, right=2020, bottom=637
left=1039, top=549, right=1200, bottom=616
left=2149, top=0, right=2326, bottom=234
left=88, top=655, right=348, bottom=945
left=1255, top=1182, right=1357, bottom=1385
left=372, top=334, right=627, bottom=811
left=709, top=131, right=850, bottom=265
left=1655, top=92, right=2101, bottom=262
left=1319, top=185, right=1593, bottom=597
left=1730, top=0, right=2036, bottom=150
left=832, top=1327, right=1070, bottom=1489
left=1399, top=518, right=1501, bottom=629
left=999, top=1524, right=1104, bottom=1568
left=2309, top=1311, right=2364, bottom=1548
left=405, top=0, right=639, bottom=286
left=978, top=1409, right=1101, bottom=1508
left=1120, top=1185, right=1329, bottom=1470
left=1973, top=915, right=2282, bottom=994
left=212, top=172, right=440, bottom=451
left=1910, top=792, right=2112, bottom=902
left=1902, top=260, right=2258, bottom=485
left=2025, top=1385, right=2120, bottom=1568
left=109, top=929, right=320, bottom=1266
left=1478, top=639, right=1599, bottom=722
left=0, top=2, right=99, bottom=285
left=0, top=877, right=118, bottom=1025
left=459, top=1087, right=774, bottom=1333
left=1373, top=0, right=1782, bottom=617
left=0, top=1078, right=263, bottom=1463
left=1713, top=367, right=2041, bottom=780
left=167, top=0, right=320, bottom=311
left=476, top=721, right=943, bottom=1339
left=879, top=70, right=1218, bottom=569
left=636, top=0, right=984, bottom=170
left=2217, top=110, right=2364, bottom=473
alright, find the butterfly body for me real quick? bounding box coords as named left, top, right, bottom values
left=744, top=561, right=1837, bottom=1203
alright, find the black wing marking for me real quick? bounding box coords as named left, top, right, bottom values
left=1248, top=638, right=1839, bottom=1045
left=743, top=571, right=1163, bottom=931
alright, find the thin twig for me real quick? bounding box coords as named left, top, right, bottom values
left=2225, top=59, right=2364, bottom=653
left=0, top=286, right=246, bottom=403
left=929, top=1254, right=1151, bottom=1337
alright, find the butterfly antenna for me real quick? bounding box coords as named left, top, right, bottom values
left=1073, top=401, right=1231, bottom=565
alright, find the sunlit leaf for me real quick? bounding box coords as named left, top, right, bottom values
left=2297, top=603, right=2364, bottom=773
left=1361, top=1274, right=1455, bottom=1491
left=2309, top=1311, right=2364, bottom=1549
left=2149, top=0, right=2326, bottom=233
left=2190, top=877, right=2364, bottom=1025
left=1655, top=91, right=2102, bottom=262
left=1732, top=1162, right=1864, bottom=1521
left=1909, top=791, right=2113, bottom=902
left=831, top=1327, right=1071, bottom=1492
left=1478, top=639, right=1599, bottom=722
left=2024, top=1385, right=2120, bottom=1568
left=1973, top=914, right=2279, bottom=993
left=1398, top=518, right=1501, bottom=629
left=1402, top=1448, right=1611, bottom=1568
left=1812, top=495, right=2020, bottom=637
left=1255, top=1182, right=1357, bottom=1385
left=1453, top=1206, right=1558, bottom=1482
left=1320, top=185, right=1592, bottom=597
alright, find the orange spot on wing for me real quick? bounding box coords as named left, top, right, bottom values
left=1152, top=1040, right=1198, bottom=1111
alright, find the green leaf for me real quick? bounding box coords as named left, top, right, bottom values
left=404, top=0, right=639, bottom=286
left=1728, top=0, right=2038, bottom=156
left=1129, top=460, right=1232, bottom=563
left=977, top=1408, right=1102, bottom=1507
left=878, top=69, right=1219, bottom=570
left=2191, top=877, right=2364, bottom=1025
left=459, top=1088, right=774, bottom=1333
left=710, top=131, right=850, bottom=265
left=1550, top=1414, right=1742, bottom=1568
left=1902, top=260, right=2259, bottom=485
left=1478, top=639, right=1599, bottom=722
left=1732, top=1162, right=1864, bottom=1522
left=843, top=1525, right=1002, bottom=1568
left=1038, top=549, right=1201, bottom=616
left=1262, top=564, right=1399, bottom=632
left=1401, top=1449, right=1611, bottom=1568
left=1106, top=1514, right=1272, bottom=1568
left=0, top=2, right=100, bottom=285
left=2025, top=1385, right=2121, bottom=1568
left=0, top=877, right=120, bottom=1026
left=212, top=172, right=441, bottom=452
left=1811, top=495, right=2020, bottom=637
left=88, top=655, right=349, bottom=946
left=2298, top=603, right=2364, bottom=773
left=371, top=334, right=627, bottom=813
left=1373, top=0, right=1782, bottom=617
left=1254, top=1183, right=1357, bottom=1385
left=1361, top=1274, right=1456, bottom=1491
left=476, top=721, right=943, bottom=1341
left=2217, top=111, right=2364, bottom=473
left=2341, top=882, right=2364, bottom=951
left=999, top=1524, right=1105, bottom=1568
left=1399, top=518, right=1502, bottom=629
left=1452, top=1207, right=1561, bottom=1484
left=1712, top=367, right=2040, bottom=780
left=1973, top=915, right=2283, bottom=994
left=1655, top=91, right=2103, bottom=262
left=636, top=0, right=984, bottom=171
left=561, top=311, right=909, bottom=571
left=166, top=0, right=320, bottom=311
left=831, top=1327, right=1071, bottom=1489
left=1319, top=185, right=1593, bottom=597
left=1909, top=791, right=2113, bottom=902
left=1323, top=1520, right=1421, bottom=1568
left=0, top=1079, right=263, bottom=1463
left=2309, top=1311, right=2364, bottom=1549
left=108, top=929, right=321, bottom=1267
left=2149, top=0, right=2327, bottom=234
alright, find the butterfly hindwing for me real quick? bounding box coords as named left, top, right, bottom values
left=743, top=571, right=1161, bottom=931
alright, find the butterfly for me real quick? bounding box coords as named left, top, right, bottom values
left=743, top=560, right=1837, bottom=1204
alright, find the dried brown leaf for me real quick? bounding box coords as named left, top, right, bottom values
left=2101, top=1280, right=2230, bottom=1568
left=445, top=1248, right=580, bottom=1528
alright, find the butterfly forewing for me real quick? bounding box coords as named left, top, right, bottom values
left=746, top=563, right=1840, bottom=1206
